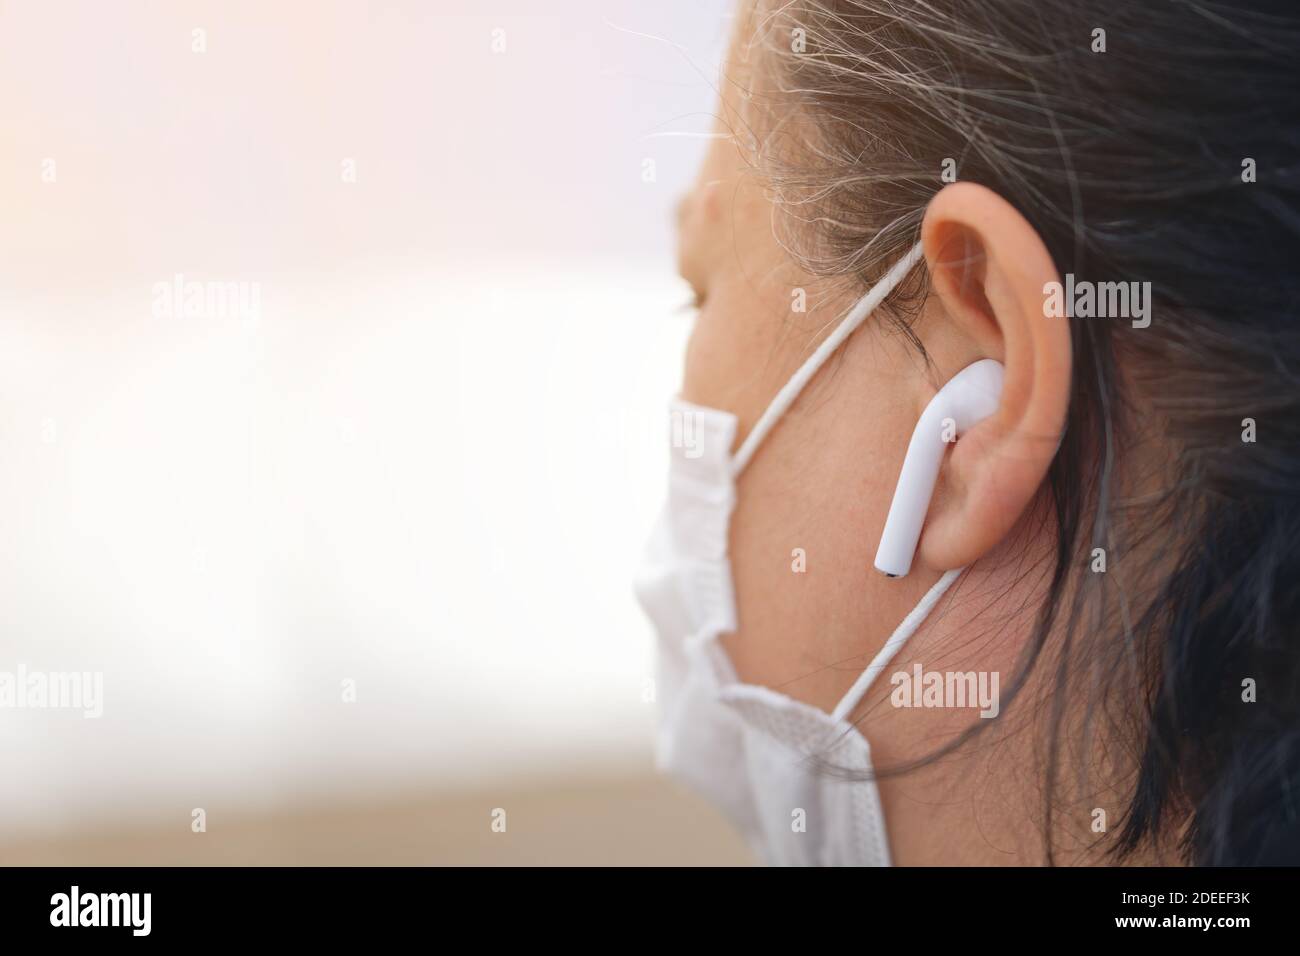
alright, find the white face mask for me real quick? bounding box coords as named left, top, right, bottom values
left=633, top=242, right=963, bottom=866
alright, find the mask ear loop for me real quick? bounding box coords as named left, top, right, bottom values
left=829, top=567, right=962, bottom=727
left=719, top=239, right=954, bottom=731
left=730, top=241, right=925, bottom=477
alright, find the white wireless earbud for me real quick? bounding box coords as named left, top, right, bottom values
left=874, top=359, right=1005, bottom=578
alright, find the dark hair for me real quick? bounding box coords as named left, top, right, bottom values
left=747, top=0, right=1300, bottom=864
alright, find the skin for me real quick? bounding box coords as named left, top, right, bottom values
left=672, top=18, right=1170, bottom=865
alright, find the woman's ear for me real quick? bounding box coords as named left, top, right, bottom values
left=910, top=182, right=1072, bottom=572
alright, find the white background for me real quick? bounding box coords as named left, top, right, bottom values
left=0, top=0, right=732, bottom=837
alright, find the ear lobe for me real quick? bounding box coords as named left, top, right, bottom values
left=911, top=182, right=1072, bottom=572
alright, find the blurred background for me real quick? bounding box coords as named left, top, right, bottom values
left=0, top=0, right=751, bottom=864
